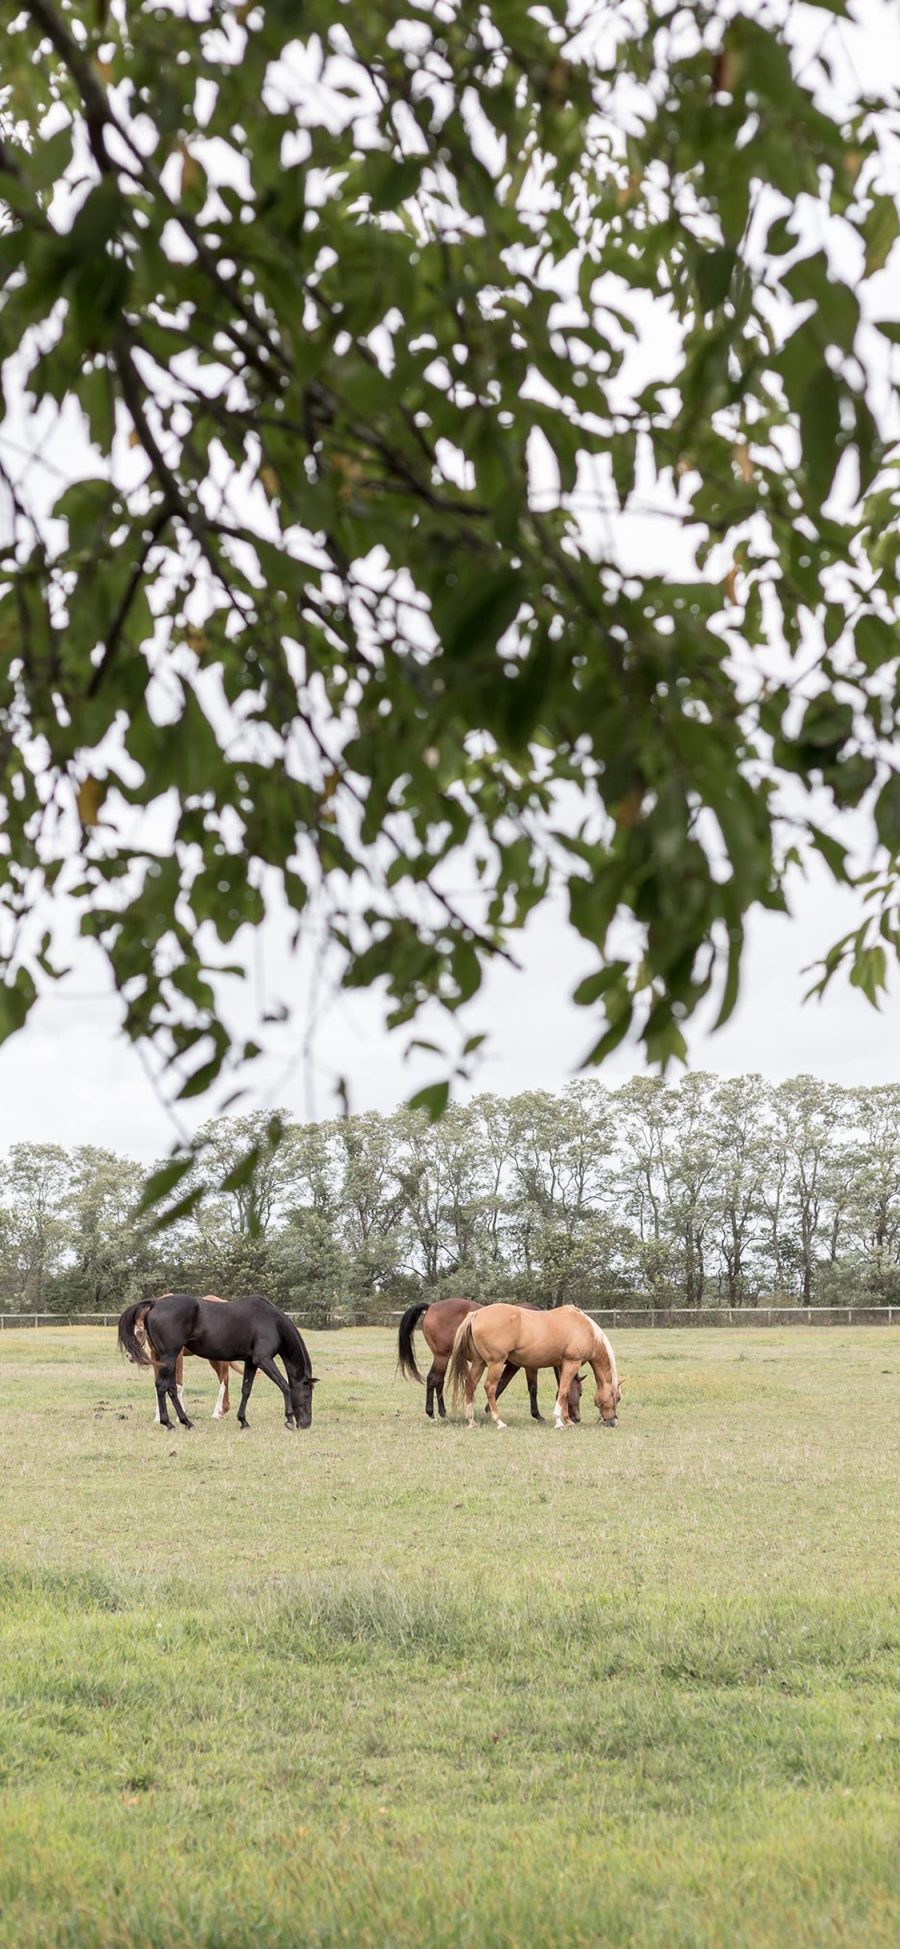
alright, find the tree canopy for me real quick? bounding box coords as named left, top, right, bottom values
left=1, top=2, right=899, bottom=1144
left=4, top=1079, right=900, bottom=1318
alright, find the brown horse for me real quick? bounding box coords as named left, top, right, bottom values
left=448, top=1302, right=620, bottom=1431
left=136, top=1293, right=240, bottom=1422
left=397, top=1296, right=582, bottom=1423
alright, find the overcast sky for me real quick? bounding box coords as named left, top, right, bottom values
left=0, top=847, right=894, bottom=1162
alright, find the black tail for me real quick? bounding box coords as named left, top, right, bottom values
left=397, top=1302, right=430, bottom=1383
left=118, top=1300, right=154, bottom=1367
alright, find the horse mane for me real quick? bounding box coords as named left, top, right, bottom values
left=591, top=1320, right=618, bottom=1388
left=242, top=1294, right=312, bottom=1378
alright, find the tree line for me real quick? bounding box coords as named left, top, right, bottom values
left=2, top=1077, right=899, bottom=1320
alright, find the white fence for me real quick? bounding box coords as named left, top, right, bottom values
left=1, top=1306, right=898, bottom=1330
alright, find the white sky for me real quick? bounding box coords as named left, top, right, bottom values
left=0, top=852, right=894, bottom=1162
left=1, top=0, right=899, bottom=1160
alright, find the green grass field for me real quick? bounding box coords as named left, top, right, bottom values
left=0, top=1325, right=897, bottom=1949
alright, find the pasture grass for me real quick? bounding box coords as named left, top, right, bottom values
left=0, top=1325, right=897, bottom=1947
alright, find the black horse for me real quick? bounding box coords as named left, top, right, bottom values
left=118, top=1293, right=317, bottom=1431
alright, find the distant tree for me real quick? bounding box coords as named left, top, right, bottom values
left=0, top=1144, right=70, bottom=1308
left=56, top=1146, right=149, bottom=1308
left=188, top=1113, right=294, bottom=1236
left=768, top=1078, right=844, bottom=1302
left=267, top=1210, right=352, bottom=1328
left=331, top=1113, right=411, bottom=1298
left=613, top=1079, right=682, bottom=1302
left=709, top=1075, right=770, bottom=1305
left=841, top=1087, right=900, bottom=1299
left=394, top=1106, right=487, bottom=1289
left=506, top=1084, right=619, bottom=1303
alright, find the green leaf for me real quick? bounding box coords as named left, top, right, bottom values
left=135, top=1156, right=193, bottom=1215
left=798, top=694, right=853, bottom=754
left=438, top=566, right=522, bottom=662
left=862, top=195, right=900, bottom=278
left=849, top=942, right=887, bottom=1006
left=219, top=1145, right=263, bottom=1193
left=875, top=775, right=900, bottom=854
left=407, top=1082, right=451, bottom=1122
left=855, top=615, right=896, bottom=672
left=696, top=246, right=735, bottom=312
left=799, top=368, right=842, bottom=503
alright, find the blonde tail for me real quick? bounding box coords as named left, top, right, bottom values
left=448, top=1317, right=476, bottom=1411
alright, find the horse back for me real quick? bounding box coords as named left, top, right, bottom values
left=423, top=1296, right=482, bottom=1358
left=473, top=1301, right=594, bottom=1366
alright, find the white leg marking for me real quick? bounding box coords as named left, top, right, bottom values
left=177, top=1384, right=185, bottom=1410
left=212, top=1381, right=227, bottom=1420
left=154, top=1397, right=161, bottom=1425
left=553, top=1403, right=565, bottom=1429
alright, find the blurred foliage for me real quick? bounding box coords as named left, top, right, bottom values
left=1, top=2, right=900, bottom=1195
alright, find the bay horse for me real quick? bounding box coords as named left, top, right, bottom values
left=136, top=1292, right=240, bottom=1423
left=397, top=1297, right=582, bottom=1423
left=448, top=1302, right=620, bottom=1431
left=118, top=1293, right=317, bottom=1431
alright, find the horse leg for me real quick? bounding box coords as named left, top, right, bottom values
left=425, top=1361, right=440, bottom=1419
left=151, top=1353, right=162, bottom=1424
left=552, top=1358, right=580, bottom=1431
left=465, top=1353, right=486, bottom=1429
left=435, top=1357, right=449, bottom=1418
left=175, top=1351, right=186, bottom=1418
left=254, top=1355, right=297, bottom=1429
left=488, top=1359, right=529, bottom=1419
left=483, top=1360, right=509, bottom=1430
left=157, top=1353, right=193, bottom=1430
left=237, top=1361, right=257, bottom=1430
left=211, top=1359, right=229, bottom=1419
left=527, top=1367, right=545, bottom=1422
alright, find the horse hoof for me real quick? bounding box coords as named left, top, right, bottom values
left=494, top=1420, right=508, bottom=1431
left=285, top=1417, right=296, bottom=1430
left=183, top=1419, right=195, bottom=1430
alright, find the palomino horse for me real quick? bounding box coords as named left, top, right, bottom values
left=136, top=1292, right=240, bottom=1423
left=118, top=1293, right=317, bottom=1431
left=397, top=1296, right=582, bottom=1423
left=448, top=1302, right=621, bottom=1431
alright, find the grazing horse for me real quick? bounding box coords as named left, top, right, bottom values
left=448, top=1302, right=620, bottom=1431
left=136, top=1292, right=240, bottom=1423
left=397, top=1296, right=582, bottom=1423
left=118, top=1293, right=317, bottom=1431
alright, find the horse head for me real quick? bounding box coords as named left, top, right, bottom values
left=288, top=1370, right=318, bottom=1429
